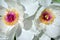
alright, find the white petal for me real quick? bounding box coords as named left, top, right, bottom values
left=0, top=20, right=14, bottom=34
left=38, top=0, right=52, bottom=6
left=0, top=20, right=19, bottom=40
left=24, top=1, right=39, bottom=18
left=51, top=3, right=60, bottom=6
left=49, top=4, right=60, bottom=16
left=23, top=13, right=36, bottom=30
left=18, top=0, right=39, bottom=18
left=23, top=18, right=32, bottom=30
left=16, top=24, right=22, bottom=37
left=7, top=23, right=19, bottom=40
left=34, top=19, right=47, bottom=31
left=30, top=20, right=40, bottom=35
left=33, top=7, right=47, bottom=31
left=39, top=34, right=50, bottom=40
left=48, top=4, right=60, bottom=26
left=16, top=29, right=34, bottom=40
left=45, top=24, right=60, bottom=38
left=53, top=16, right=60, bottom=26
left=0, top=0, right=8, bottom=8
left=34, top=7, right=46, bottom=19
left=14, top=4, right=24, bottom=22
left=0, top=9, right=6, bottom=16
left=18, top=20, right=24, bottom=28
left=5, top=0, right=18, bottom=8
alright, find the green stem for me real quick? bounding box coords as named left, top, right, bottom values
left=14, top=35, right=16, bottom=40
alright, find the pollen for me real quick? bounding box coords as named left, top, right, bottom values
left=2, top=9, right=19, bottom=26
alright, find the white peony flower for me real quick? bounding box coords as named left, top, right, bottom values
left=34, top=3, right=60, bottom=38
left=21, top=0, right=53, bottom=30
left=0, top=0, right=24, bottom=40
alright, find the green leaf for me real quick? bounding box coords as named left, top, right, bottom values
left=53, top=0, right=60, bottom=3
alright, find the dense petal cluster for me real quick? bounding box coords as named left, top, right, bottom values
left=0, top=0, right=60, bottom=40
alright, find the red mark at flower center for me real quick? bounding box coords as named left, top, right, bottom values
left=5, top=11, right=16, bottom=22
left=42, top=12, right=52, bottom=21
left=39, top=8, right=55, bottom=25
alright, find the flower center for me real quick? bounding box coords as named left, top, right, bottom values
left=3, top=9, right=19, bottom=26
left=39, top=8, right=55, bottom=25
left=6, top=12, right=16, bottom=22
left=45, top=15, right=49, bottom=20
left=42, top=11, right=52, bottom=21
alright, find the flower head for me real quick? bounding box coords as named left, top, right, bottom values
left=39, top=8, right=55, bottom=25
left=2, top=9, right=19, bottom=26
left=34, top=4, right=60, bottom=38
left=0, top=0, right=24, bottom=39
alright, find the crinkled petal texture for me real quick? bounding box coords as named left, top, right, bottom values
left=0, top=0, right=8, bottom=8
left=0, top=0, right=24, bottom=40
left=4, top=0, right=24, bottom=27
left=16, top=29, right=34, bottom=40
left=37, top=0, right=52, bottom=6
left=39, top=34, right=50, bottom=40
left=34, top=3, right=60, bottom=38
left=17, top=0, right=39, bottom=31
left=17, top=0, right=39, bottom=18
